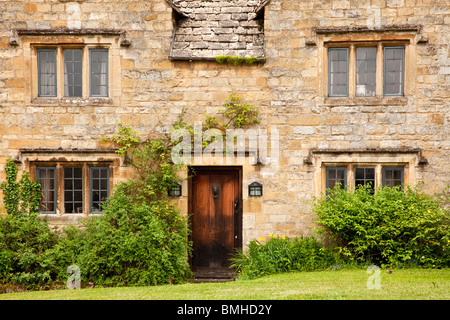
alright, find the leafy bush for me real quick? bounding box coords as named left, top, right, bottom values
left=50, top=186, right=192, bottom=287
left=313, top=184, right=450, bottom=268
left=48, top=122, right=193, bottom=287
left=231, top=235, right=339, bottom=280
left=0, top=213, right=59, bottom=289
left=0, top=159, right=58, bottom=290
left=0, top=159, right=41, bottom=217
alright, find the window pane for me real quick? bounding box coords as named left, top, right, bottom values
left=328, top=48, right=348, bottom=97
left=384, top=47, right=404, bottom=96
left=383, top=167, right=403, bottom=188
left=90, top=49, right=108, bottom=97
left=37, top=167, right=56, bottom=213
left=64, top=167, right=83, bottom=214
left=38, top=50, right=57, bottom=97
left=90, top=167, right=109, bottom=213
left=355, top=168, right=375, bottom=193
left=64, top=49, right=83, bottom=97
left=356, top=47, right=376, bottom=97
left=326, top=167, right=347, bottom=193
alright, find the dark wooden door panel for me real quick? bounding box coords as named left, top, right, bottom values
left=190, top=167, right=241, bottom=270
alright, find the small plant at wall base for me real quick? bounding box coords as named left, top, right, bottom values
left=312, top=183, right=450, bottom=268
left=230, top=235, right=340, bottom=280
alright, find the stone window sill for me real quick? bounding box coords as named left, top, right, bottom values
left=30, top=97, right=113, bottom=106
left=323, top=96, right=408, bottom=106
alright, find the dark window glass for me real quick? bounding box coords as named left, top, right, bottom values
left=90, top=167, right=109, bottom=213
left=90, top=49, right=108, bottom=97
left=64, top=167, right=83, bottom=213
left=382, top=167, right=404, bottom=188
left=356, top=47, right=377, bottom=97
left=355, top=167, right=375, bottom=194
left=64, top=49, right=83, bottom=97
left=328, top=48, right=349, bottom=97
left=384, top=46, right=404, bottom=96
left=37, top=167, right=56, bottom=213
left=38, top=49, right=57, bottom=97
left=326, top=167, right=347, bottom=192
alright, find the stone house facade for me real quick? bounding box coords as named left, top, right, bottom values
left=0, top=0, right=448, bottom=269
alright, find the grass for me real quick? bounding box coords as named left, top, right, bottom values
left=0, top=268, right=449, bottom=300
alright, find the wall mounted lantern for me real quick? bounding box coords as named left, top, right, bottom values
left=248, top=182, right=263, bottom=196
left=168, top=182, right=182, bottom=197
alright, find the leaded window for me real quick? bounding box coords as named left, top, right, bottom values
left=38, top=49, right=57, bottom=97
left=64, top=49, right=83, bottom=97
left=90, top=49, right=108, bottom=97
left=328, top=48, right=349, bottom=97
left=37, top=167, right=56, bottom=213
left=383, top=46, right=404, bottom=96
left=90, top=167, right=109, bottom=213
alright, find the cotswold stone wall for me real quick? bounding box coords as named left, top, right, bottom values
left=0, top=0, right=448, bottom=243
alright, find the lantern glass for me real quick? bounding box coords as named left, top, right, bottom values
left=168, top=183, right=182, bottom=197
left=248, top=182, right=262, bottom=196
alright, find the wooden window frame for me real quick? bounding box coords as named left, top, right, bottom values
left=325, top=167, right=347, bottom=191
left=355, top=47, right=377, bottom=97
left=324, top=164, right=404, bottom=194
left=36, top=167, right=57, bottom=214
left=37, top=49, right=57, bottom=97
left=328, top=48, right=349, bottom=97
left=89, top=49, right=109, bottom=98
left=90, top=167, right=110, bottom=213
left=326, top=43, right=405, bottom=98
left=383, top=46, right=405, bottom=96
left=355, top=167, right=376, bottom=194
left=34, top=45, right=110, bottom=99
left=32, top=162, right=112, bottom=215
left=382, top=166, right=404, bottom=189
left=63, top=49, right=83, bottom=98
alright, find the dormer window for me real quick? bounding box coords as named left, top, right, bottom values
left=167, top=0, right=270, bottom=61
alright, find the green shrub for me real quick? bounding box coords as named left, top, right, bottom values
left=231, top=235, right=339, bottom=280
left=49, top=185, right=192, bottom=287
left=313, top=184, right=450, bottom=268
left=0, top=160, right=58, bottom=290
left=0, top=212, right=59, bottom=289
left=0, top=159, right=41, bottom=217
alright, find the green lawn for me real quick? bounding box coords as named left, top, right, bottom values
left=1, top=268, right=449, bottom=300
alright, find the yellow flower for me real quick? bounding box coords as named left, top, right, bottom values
left=282, top=235, right=286, bottom=239
left=259, top=236, right=263, bottom=241
left=269, top=233, right=273, bottom=237
left=273, top=234, right=277, bottom=238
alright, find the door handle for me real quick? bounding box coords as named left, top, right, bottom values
left=212, top=185, right=220, bottom=199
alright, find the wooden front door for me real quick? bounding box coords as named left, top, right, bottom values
left=189, top=167, right=242, bottom=271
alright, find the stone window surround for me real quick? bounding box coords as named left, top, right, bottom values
left=17, top=29, right=124, bottom=106
left=305, top=149, right=427, bottom=197
left=313, top=25, right=424, bottom=105
left=18, top=148, right=120, bottom=223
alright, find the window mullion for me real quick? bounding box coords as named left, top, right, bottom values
left=349, top=44, right=355, bottom=98
left=56, top=164, right=63, bottom=215
left=83, top=164, right=89, bottom=215
left=376, top=43, right=383, bottom=96
left=56, top=47, right=63, bottom=98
